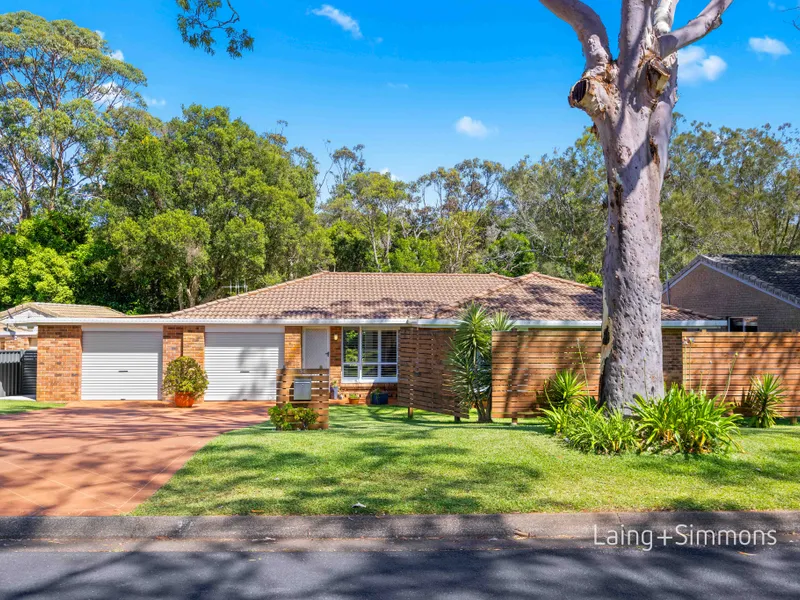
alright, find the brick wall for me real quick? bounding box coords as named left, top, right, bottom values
left=284, top=326, right=302, bottom=369
left=665, top=263, right=800, bottom=332
left=0, top=336, right=32, bottom=351
left=662, top=329, right=683, bottom=387
left=36, top=325, right=82, bottom=402
left=161, top=326, right=206, bottom=404
left=329, top=326, right=342, bottom=387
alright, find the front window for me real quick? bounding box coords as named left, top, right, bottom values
left=342, top=328, right=398, bottom=381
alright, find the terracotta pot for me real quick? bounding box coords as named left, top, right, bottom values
left=348, top=397, right=361, bottom=405
left=174, top=392, right=196, bottom=408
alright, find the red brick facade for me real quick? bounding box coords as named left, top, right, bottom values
left=665, top=263, right=800, bottom=332
left=36, top=326, right=82, bottom=402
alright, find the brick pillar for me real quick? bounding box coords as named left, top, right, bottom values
left=183, top=326, right=205, bottom=403
left=37, top=325, right=82, bottom=402
left=329, top=327, right=342, bottom=386
left=162, top=326, right=183, bottom=404
left=0, top=336, right=31, bottom=350
left=284, top=326, right=302, bottom=368
left=161, top=325, right=206, bottom=404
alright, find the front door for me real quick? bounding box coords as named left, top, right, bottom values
left=303, top=328, right=330, bottom=369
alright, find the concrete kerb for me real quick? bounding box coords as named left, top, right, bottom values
left=0, top=512, right=798, bottom=541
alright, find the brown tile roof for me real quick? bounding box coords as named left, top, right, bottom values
left=5, top=302, right=124, bottom=319
left=431, top=272, right=718, bottom=322
left=167, top=272, right=512, bottom=320
left=166, top=270, right=718, bottom=323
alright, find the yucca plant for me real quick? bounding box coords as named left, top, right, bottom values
left=447, top=303, right=513, bottom=423
left=742, top=374, right=785, bottom=428
left=633, top=385, right=741, bottom=454
left=543, top=370, right=590, bottom=408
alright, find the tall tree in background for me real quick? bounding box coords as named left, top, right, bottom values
left=0, top=12, right=146, bottom=227
left=541, top=0, right=734, bottom=410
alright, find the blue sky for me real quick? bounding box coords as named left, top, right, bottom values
left=17, top=0, right=800, bottom=184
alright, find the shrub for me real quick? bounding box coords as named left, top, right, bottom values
left=632, top=385, right=741, bottom=454
left=543, top=370, right=589, bottom=408
left=545, top=396, right=637, bottom=455
left=742, top=374, right=785, bottom=428
left=268, top=403, right=319, bottom=431
left=162, top=357, right=209, bottom=397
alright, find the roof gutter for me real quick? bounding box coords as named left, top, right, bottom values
left=25, top=317, right=729, bottom=329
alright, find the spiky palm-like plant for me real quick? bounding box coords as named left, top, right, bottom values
left=447, top=303, right=513, bottom=423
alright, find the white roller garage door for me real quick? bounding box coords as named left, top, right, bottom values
left=204, top=332, right=283, bottom=401
left=81, top=331, right=162, bottom=400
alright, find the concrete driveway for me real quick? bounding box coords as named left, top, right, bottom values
left=0, top=403, right=270, bottom=516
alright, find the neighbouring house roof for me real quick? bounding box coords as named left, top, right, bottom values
left=3, top=302, right=124, bottom=320
left=666, top=255, right=800, bottom=308
left=164, top=272, right=513, bottom=320
left=431, top=271, right=716, bottom=323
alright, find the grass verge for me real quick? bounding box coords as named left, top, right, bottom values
left=0, top=400, right=65, bottom=415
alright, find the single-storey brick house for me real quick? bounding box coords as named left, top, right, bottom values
left=1, top=303, right=124, bottom=350
left=663, top=255, right=800, bottom=332
left=31, top=271, right=725, bottom=407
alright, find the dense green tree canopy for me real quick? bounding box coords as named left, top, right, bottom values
left=1, top=11, right=798, bottom=315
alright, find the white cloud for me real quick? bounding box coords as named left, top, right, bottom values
left=109, top=49, right=124, bottom=61
left=678, top=46, right=727, bottom=83
left=749, top=36, right=791, bottom=57
left=454, top=116, right=495, bottom=139
left=144, top=96, right=167, bottom=108
left=380, top=168, right=400, bottom=181
left=91, top=82, right=125, bottom=107
left=310, top=5, right=363, bottom=39
left=95, top=30, right=105, bottom=39
left=387, top=82, right=409, bottom=89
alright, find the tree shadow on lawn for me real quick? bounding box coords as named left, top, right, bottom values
left=143, top=430, right=544, bottom=516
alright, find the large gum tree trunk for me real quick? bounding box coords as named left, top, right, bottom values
left=540, top=0, right=734, bottom=411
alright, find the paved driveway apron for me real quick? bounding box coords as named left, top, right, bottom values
left=0, top=403, right=269, bottom=516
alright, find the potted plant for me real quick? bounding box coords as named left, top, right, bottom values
left=348, top=392, right=361, bottom=405
left=162, top=356, right=209, bottom=408
left=330, top=379, right=340, bottom=400
left=370, top=388, right=389, bottom=405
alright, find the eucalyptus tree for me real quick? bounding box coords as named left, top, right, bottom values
left=540, top=0, right=735, bottom=409
left=0, top=11, right=146, bottom=224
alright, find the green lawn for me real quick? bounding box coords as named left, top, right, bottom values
left=134, top=406, right=800, bottom=516
left=0, top=401, right=65, bottom=415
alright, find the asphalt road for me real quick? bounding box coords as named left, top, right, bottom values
left=0, top=540, right=799, bottom=599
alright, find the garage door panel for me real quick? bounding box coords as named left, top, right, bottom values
left=205, top=333, right=282, bottom=401
left=82, top=332, right=162, bottom=401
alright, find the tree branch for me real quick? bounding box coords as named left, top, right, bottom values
left=653, top=0, right=679, bottom=35
left=658, top=0, right=734, bottom=58
left=539, top=0, right=612, bottom=73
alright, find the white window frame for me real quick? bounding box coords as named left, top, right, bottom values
left=341, top=327, right=399, bottom=383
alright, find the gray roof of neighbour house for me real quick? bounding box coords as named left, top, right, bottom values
left=666, top=255, right=800, bottom=307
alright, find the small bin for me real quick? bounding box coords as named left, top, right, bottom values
left=294, top=379, right=312, bottom=401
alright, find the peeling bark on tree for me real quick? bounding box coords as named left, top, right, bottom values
left=540, top=0, right=734, bottom=411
